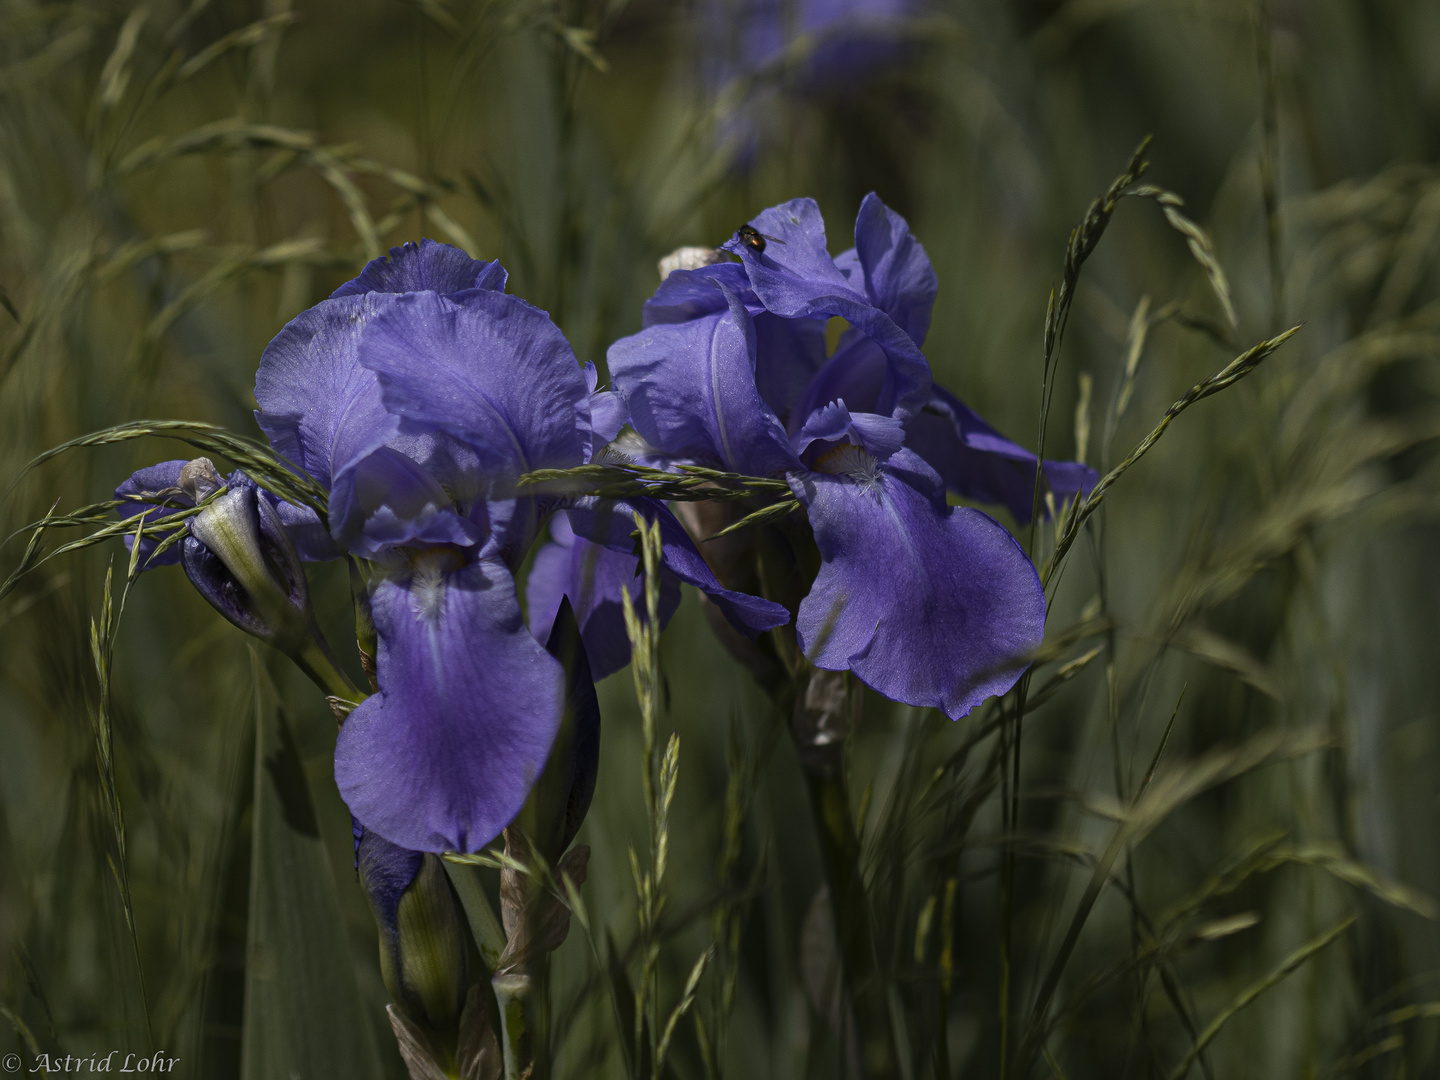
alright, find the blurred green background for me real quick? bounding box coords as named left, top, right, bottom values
left=3, top=0, right=1440, bottom=1077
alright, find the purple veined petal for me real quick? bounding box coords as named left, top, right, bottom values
left=850, top=192, right=938, bottom=347
left=789, top=447, right=1046, bottom=719
left=792, top=400, right=906, bottom=464
left=331, top=239, right=507, bottom=299
left=255, top=293, right=398, bottom=493
left=642, top=262, right=753, bottom=327
left=608, top=287, right=800, bottom=478
left=526, top=512, right=682, bottom=680
left=730, top=199, right=932, bottom=419
left=730, top=198, right=869, bottom=310
left=115, top=460, right=191, bottom=569
left=903, top=382, right=1098, bottom=525
left=335, top=554, right=566, bottom=854
left=564, top=497, right=791, bottom=638
left=356, top=289, right=590, bottom=480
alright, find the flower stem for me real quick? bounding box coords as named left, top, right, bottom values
left=806, top=769, right=897, bottom=1080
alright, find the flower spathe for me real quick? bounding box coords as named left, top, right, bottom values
left=609, top=195, right=1088, bottom=717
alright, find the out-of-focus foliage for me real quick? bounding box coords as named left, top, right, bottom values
left=2, top=0, right=1440, bottom=1077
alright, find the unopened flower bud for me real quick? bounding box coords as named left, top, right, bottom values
left=358, top=831, right=470, bottom=1048
left=175, top=460, right=357, bottom=700
left=182, top=476, right=309, bottom=644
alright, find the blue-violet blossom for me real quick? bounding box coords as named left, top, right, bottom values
left=607, top=195, right=1097, bottom=718
left=119, top=240, right=786, bottom=854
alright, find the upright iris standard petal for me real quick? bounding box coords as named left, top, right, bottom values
left=335, top=554, right=565, bottom=853
left=788, top=448, right=1045, bottom=719
left=331, top=238, right=507, bottom=299
left=254, top=294, right=395, bottom=493
left=356, top=289, right=590, bottom=479
left=730, top=198, right=932, bottom=419
left=904, top=383, right=1099, bottom=524
left=609, top=286, right=799, bottom=478
left=849, top=191, right=939, bottom=346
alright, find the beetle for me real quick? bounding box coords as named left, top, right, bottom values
left=736, top=224, right=783, bottom=255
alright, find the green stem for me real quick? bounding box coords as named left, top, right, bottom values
left=290, top=631, right=364, bottom=703
left=493, top=975, right=532, bottom=1080
left=806, top=771, right=897, bottom=1080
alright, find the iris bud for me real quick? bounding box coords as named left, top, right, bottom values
left=177, top=458, right=357, bottom=701
left=358, top=831, right=471, bottom=1052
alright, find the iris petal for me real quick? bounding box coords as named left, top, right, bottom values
left=904, top=383, right=1099, bottom=524
left=335, top=556, right=565, bottom=853
left=608, top=288, right=799, bottom=478
left=526, top=512, right=682, bottom=680
left=115, top=460, right=190, bottom=568
left=850, top=192, right=939, bottom=346
left=357, top=289, right=590, bottom=480
left=732, top=198, right=932, bottom=419
left=331, top=238, right=507, bottom=299
left=789, top=448, right=1045, bottom=719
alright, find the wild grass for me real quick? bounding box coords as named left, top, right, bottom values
left=2, top=1, right=1440, bottom=1078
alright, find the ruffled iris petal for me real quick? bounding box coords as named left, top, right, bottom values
left=608, top=287, right=799, bottom=478
left=905, top=383, right=1099, bottom=524
left=789, top=448, right=1045, bottom=719
left=335, top=556, right=565, bottom=853
left=331, top=238, right=507, bottom=299
left=356, top=289, right=589, bottom=480
left=255, top=294, right=398, bottom=493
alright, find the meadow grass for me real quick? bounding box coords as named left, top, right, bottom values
left=2, top=2, right=1440, bottom=1077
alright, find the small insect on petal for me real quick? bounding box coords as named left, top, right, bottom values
left=736, top=224, right=784, bottom=255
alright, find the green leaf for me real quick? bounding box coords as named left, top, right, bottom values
left=240, top=655, right=384, bottom=1080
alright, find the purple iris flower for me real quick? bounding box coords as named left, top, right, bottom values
left=706, top=0, right=920, bottom=88
left=608, top=196, right=1095, bottom=718
left=250, top=239, right=695, bottom=853
left=702, top=0, right=925, bottom=166
left=118, top=240, right=783, bottom=854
